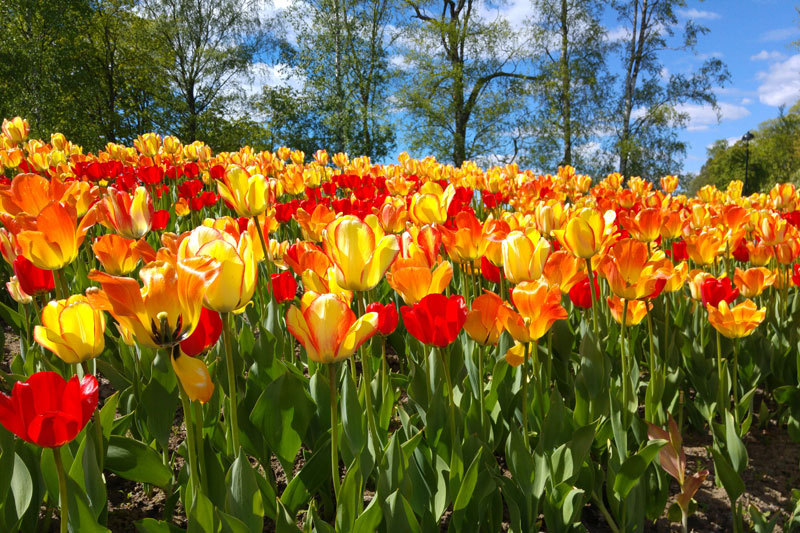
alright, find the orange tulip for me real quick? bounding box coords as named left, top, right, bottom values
left=481, top=217, right=510, bottom=266
left=13, top=202, right=96, bottom=270
left=733, top=267, right=776, bottom=298
left=386, top=255, right=452, bottom=305
left=542, top=250, right=585, bottom=293
left=706, top=299, right=766, bottom=338
left=660, top=210, right=685, bottom=240
left=597, top=239, right=667, bottom=301
left=374, top=197, right=408, bottom=234
left=746, top=240, right=774, bottom=266
left=687, top=269, right=714, bottom=301
left=0, top=173, right=73, bottom=217
left=440, top=211, right=484, bottom=263
left=92, top=234, right=141, bottom=275
left=660, top=175, right=678, bottom=194
left=171, top=350, right=214, bottom=403
left=286, top=291, right=378, bottom=363
left=284, top=241, right=332, bottom=278
left=684, top=230, right=724, bottom=266
left=295, top=203, right=336, bottom=242
left=757, top=212, right=789, bottom=246
left=464, top=291, right=510, bottom=345
left=503, top=280, right=567, bottom=342
left=619, top=207, right=662, bottom=243
left=607, top=296, right=650, bottom=326
left=86, top=254, right=216, bottom=348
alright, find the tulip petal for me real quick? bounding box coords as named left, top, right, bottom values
left=337, top=312, right=379, bottom=360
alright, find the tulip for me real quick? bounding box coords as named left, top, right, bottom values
left=552, top=208, right=615, bottom=259
left=542, top=250, right=585, bottom=293
left=501, top=229, right=551, bottom=284
left=180, top=307, right=223, bottom=357
left=684, top=230, right=724, bottom=266
left=503, top=280, right=568, bottom=342
left=464, top=291, right=509, bottom=346
left=700, top=276, right=739, bottom=308
left=706, top=299, right=765, bottom=339
left=480, top=256, right=502, bottom=283
left=733, top=267, right=776, bottom=298
left=97, top=186, right=153, bottom=240
left=607, top=296, right=650, bottom=326
left=660, top=175, right=678, bottom=193
left=178, top=225, right=257, bottom=313
left=440, top=211, right=484, bottom=263
left=0, top=173, right=73, bottom=217
left=746, top=239, right=773, bottom=266
left=569, top=277, right=599, bottom=309
left=216, top=166, right=273, bottom=217
left=386, top=255, right=452, bottom=305
left=271, top=271, right=298, bottom=303
left=152, top=209, right=170, bottom=231
left=33, top=295, right=106, bottom=364
left=365, top=302, right=399, bottom=336
left=286, top=292, right=379, bottom=363
left=374, top=197, right=409, bottom=234
left=322, top=215, right=400, bottom=292
left=619, top=207, right=662, bottom=243
left=1, top=116, right=29, bottom=144
left=13, top=254, right=54, bottom=295
left=401, top=293, right=467, bottom=347
left=408, top=182, right=457, bottom=225
left=6, top=276, right=32, bottom=304
left=171, top=350, right=215, bottom=404
left=92, top=234, right=141, bottom=276
left=13, top=201, right=96, bottom=270
left=597, top=239, right=667, bottom=301
left=87, top=255, right=216, bottom=349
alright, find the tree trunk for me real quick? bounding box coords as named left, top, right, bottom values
left=560, top=0, right=571, bottom=166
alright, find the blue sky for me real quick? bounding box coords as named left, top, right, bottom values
left=653, top=0, right=800, bottom=175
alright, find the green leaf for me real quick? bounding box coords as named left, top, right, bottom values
left=336, top=459, right=363, bottom=532
left=453, top=449, right=482, bottom=511
left=9, top=453, right=32, bottom=523
left=613, top=439, right=667, bottom=499
left=106, top=436, right=172, bottom=489
left=99, top=391, right=120, bottom=443
left=725, top=411, right=748, bottom=474
left=188, top=491, right=219, bottom=533
left=382, top=490, right=421, bottom=533
left=281, top=443, right=330, bottom=516
left=353, top=496, right=383, bottom=532
left=135, top=518, right=186, bottom=533
left=275, top=499, right=302, bottom=533
left=712, top=446, right=744, bottom=503
left=142, top=352, right=179, bottom=450
left=341, top=366, right=366, bottom=455
left=251, top=372, right=314, bottom=467
left=66, top=476, right=111, bottom=532
left=226, top=448, right=264, bottom=532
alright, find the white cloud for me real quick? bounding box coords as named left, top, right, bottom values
left=750, top=50, right=785, bottom=61
left=478, top=0, right=532, bottom=30
left=605, top=26, right=631, bottom=42
left=676, top=102, right=750, bottom=131
left=759, top=27, right=800, bottom=42
left=757, top=54, right=800, bottom=107
left=740, top=98, right=752, bottom=105
left=678, top=8, right=720, bottom=20
left=240, top=62, right=305, bottom=97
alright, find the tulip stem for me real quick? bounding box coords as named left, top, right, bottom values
left=585, top=259, right=600, bottom=339
left=178, top=379, right=201, bottom=497
left=54, top=446, right=69, bottom=533
left=252, top=215, right=271, bottom=322
left=620, top=299, right=629, bottom=418
left=716, top=329, right=725, bottom=420
left=733, top=339, right=740, bottom=426
left=193, top=401, right=208, bottom=495
left=54, top=268, right=69, bottom=300
left=222, top=312, right=241, bottom=453
left=358, top=296, right=381, bottom=449
left=380, top=338, right=388, bottom=394
left=440, top=346, right=458, bottom=449
left=521, top=342, right=530, bottom=449
left=477, top=343, right=486, bottom=431
left=328, top=363, right=340, bottom=503
left=82, top=362, right=104, bottom=471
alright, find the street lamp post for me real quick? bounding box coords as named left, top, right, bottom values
left=742, top=131, right=754, bottom=194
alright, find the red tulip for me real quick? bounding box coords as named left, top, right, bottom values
left=701, top=276, right=739, bottom=308
left=366, top=302, right=399, bottom=335
left=569, top=277, right=600, bottom=309
left=732, top=239, right=749, bottom=262
left=793, top=264, right=800, bottom=287
left=152, top=209, right=170, bottom=231
left=668, top=240, right=688, bottom=262
left=480, top=256, right=501, bottom=284
left=401, top=293, right=467, bottom=347
left=180, top=307, right=223, bottom=356
left=13, top=255, right=54, bottom=296
left=0, top=372, right=98, bottom=448
left=270, top=271, right=297, bottom=303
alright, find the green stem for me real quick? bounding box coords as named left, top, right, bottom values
left=380, top=338, right=388, bottom=393
left=193, top=401, right=208, bottom=495
left=440, top=346, right=457, bottom=447
left=252, top=215, right=270, bottom=322
left=222, top=313, right=241, bottom=452
left=586, top=259, right=600, bottom=338
left=358, top=296, right=381, bottom=448
left=54, top=268, right=69, bottom=300
left=178, top=379, right=201, bottom=496
left=521, top=342, right=530, bottom=449
left=733, top=339, right=740, bottom=426
left=716, top=329, right=725, bottom=420
left=54, top=446, right=69, bottom=533
left=328, top=363, right=340, bottom=502
left=477, top=343, right=486, bottom=431
left=592, top=490, right=620, bottom=533
left=620, top=299, right=629, bottom=417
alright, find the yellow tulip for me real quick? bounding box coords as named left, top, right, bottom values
left=408, top=182, right=456, bottom=225
left=286, top=291, right=379, bottom=363
left=322, top=215, right=400, bottom=292
left=33, top=295, right=106, bottom=364
left=216, top=166, right=271, bottom=217
left=1, top=117, right=29, bottom=144
left=178, top=226, right=257, bottom=313
left=501, top=229, right=550, bottom=284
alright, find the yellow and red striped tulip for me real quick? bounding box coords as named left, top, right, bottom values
left=97, top=186, right=153, bottom=240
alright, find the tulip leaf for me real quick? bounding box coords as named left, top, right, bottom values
left=134, top=518, right=186, bottom=533
left=453, top=449, right=482, bottom=511
left=281, top=441, right=329, bottom=516
left=381, top=489, right=421, bottom=533
left=9, top=453, right=32, bottom=523
left=99, top=391, right=120, bottom=443
left=353, top=495, right=384, bottom=532
left=341, top=366, right=366, bottom=455
left=0, top=301, right=23, bottom=330
left=106, top=436, right=172, bottom=489
left=188, top=491, right=219, bottom=533
left=142, top=352, right=179, bottom=450
left=251, top=371, right=314, bottom=470
left=613, top=439, right=667, bottom=499
left=275, top=499, right=302, bottom=533
left=225, top=448, right=264, bottom=533
left=725, top=411, right=748, bottom=474
left=66, top=476, right=110, bottom=532
left=711, top=446, right=745, bottom=503
left=336, top=459, right=363, bottom=532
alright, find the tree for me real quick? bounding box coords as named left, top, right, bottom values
left=281, top=0, right=397, bottom=158
left=397, top=0, right=538, bottom=166
left=141, top=0, right=268, bottom=142
left=608, top=0, right=729, bottom=180
left=524, top=0, right=611, bottom=173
